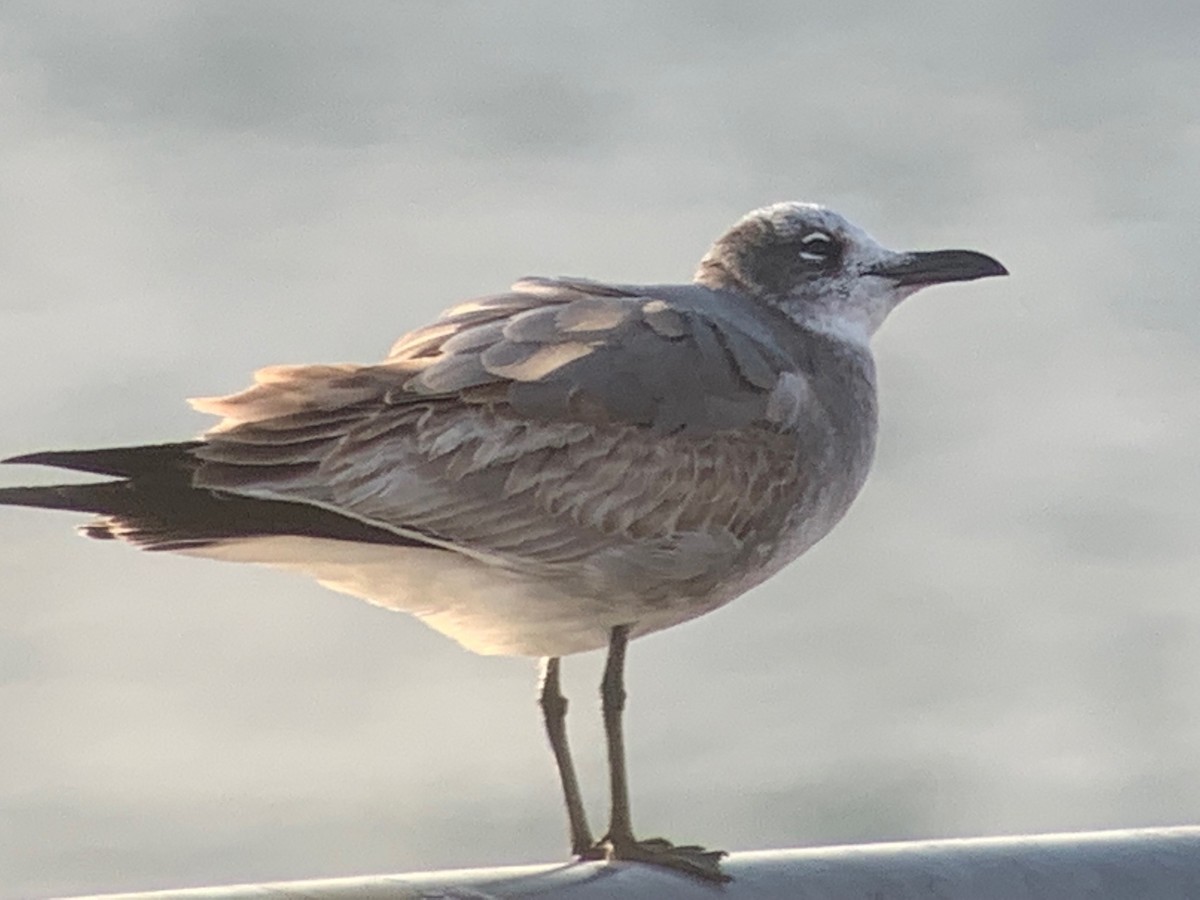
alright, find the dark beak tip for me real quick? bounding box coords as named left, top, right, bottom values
left=926, top=249, right=1009, bottom=284
left=873, top=249, right=1009, bottom=286
left=980, top=256, right=1009, bottom=279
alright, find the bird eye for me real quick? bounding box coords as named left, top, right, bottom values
left=799, top=231, right=835, bottom=263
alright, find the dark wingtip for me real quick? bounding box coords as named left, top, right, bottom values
left=4, top=451, right=63, bottom=466
left=1, top=443, right=203, bottom=477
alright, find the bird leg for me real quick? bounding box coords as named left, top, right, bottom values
left=591, top=624, right=730, bottom=882
left=538, top=656, right=597, bottom=857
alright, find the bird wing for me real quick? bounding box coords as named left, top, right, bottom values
left=386, top=275, right=793, bottom=434
left=190, top=277, right=813, bottom=592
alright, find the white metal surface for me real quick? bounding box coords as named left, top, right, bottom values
left=61, top=826, right=1200, bottom=899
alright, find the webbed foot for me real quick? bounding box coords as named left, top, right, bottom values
left=591, top=834, right=730, bottom=882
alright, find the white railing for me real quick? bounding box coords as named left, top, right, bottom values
left=61, top=826, right=1200, bottom=899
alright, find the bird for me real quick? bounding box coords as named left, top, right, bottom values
left=0, top=202, right=1006, bottom=881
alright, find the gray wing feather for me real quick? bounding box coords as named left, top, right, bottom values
left=191, top=277, right=813, bottom=588
left=397, top=277, right=782, bottom=434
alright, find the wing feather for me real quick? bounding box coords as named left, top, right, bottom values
left=192, top=277, right=822, bottom=591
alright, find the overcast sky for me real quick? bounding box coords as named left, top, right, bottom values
left=2, top=3, right=1199, bottom=897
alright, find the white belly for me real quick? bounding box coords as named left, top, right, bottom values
left=183, top=537, right=728, bottom=657
left=181, top=439, right=867, bottom=658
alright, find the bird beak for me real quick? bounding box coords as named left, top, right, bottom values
left=868, top=249, right=1008, bottom=286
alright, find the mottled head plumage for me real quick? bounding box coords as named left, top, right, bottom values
left=694, top=202, right=1007, bottom=339
left=695, top=203, right=882, bottom=299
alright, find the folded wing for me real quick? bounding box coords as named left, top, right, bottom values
left=189, top=277, right=811, bottom=590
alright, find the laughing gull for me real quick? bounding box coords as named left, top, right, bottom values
left=0, top=202, right=1006, bottom=881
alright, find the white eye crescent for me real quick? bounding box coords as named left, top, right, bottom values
left=799, top=231, right=835, bottom=262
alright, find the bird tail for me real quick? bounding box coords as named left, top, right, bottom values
left=1, top=441, right=420, bottom=551
left=1, top=442, right=208, bottom=547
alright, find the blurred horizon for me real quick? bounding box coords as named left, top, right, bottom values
left=2, top=3, right=1199, bottom=898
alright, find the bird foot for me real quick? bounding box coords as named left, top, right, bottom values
left=588, top=834, right=731, bottom=882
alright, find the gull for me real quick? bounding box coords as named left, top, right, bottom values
left=0, top=202, right=1006, bottom=881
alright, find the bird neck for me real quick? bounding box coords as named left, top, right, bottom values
left=775, top=280, right=906, bottom=347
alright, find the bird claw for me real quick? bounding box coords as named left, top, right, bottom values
left=588, top=834, right=731, bottom=882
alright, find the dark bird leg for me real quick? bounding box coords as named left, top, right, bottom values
left=592, top=624, right=730, bottom=881
left=538, top=656, right=597, bottom=857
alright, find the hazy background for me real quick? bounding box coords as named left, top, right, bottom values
left=1, top=2, right=1198, bottom=897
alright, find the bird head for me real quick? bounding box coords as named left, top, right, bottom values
left=694, top=202, right=1007, bottom=340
